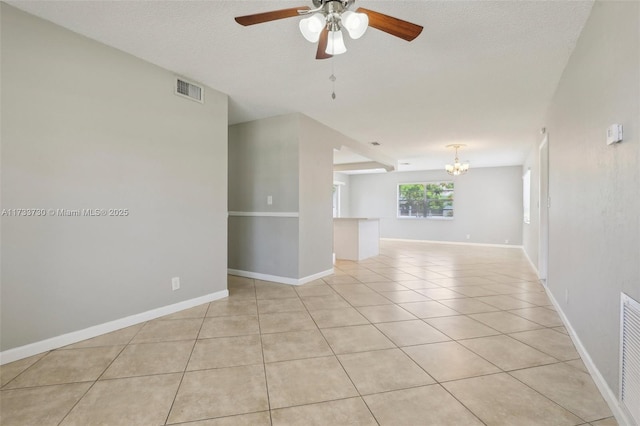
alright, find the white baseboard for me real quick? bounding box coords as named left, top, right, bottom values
left=228, top=268, right=334, bottom=286
left=381, top=237, right=523, bottom=249
left=544, top=287, right=633, bottom=426
left=0, top=289, right=229, bottom=365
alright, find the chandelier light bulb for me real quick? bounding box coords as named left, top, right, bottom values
left=341, top=11, right=369, bottom=39
left=326, top=30, right=347, bottom=55
left=445, top=145, right=470, bottom=176
left=299, top=13, right=326, bottom=43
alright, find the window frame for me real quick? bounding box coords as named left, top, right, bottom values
left=397, top=181, right=455, bottom=220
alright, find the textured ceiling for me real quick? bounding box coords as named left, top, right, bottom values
left=9, top=0, right=594, bottom=171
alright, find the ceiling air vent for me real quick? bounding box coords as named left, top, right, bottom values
left=175, top=77, right=204, bottom=103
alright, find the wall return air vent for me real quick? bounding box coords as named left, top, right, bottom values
left=175, top=77, right=204, bottom=103
left=620, top=292, right=640, bottom=425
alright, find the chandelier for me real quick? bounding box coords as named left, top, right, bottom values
left=445, top=144, right=470, bottom=176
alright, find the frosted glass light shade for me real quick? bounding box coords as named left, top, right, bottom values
left=326, top=30, right=347, bottom=55
left=299, top=14, right=326, bottom=42
left=341, top=11, right=368, bottom=39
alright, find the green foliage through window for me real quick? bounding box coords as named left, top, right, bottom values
left=398, top=182, right=454, bottom=218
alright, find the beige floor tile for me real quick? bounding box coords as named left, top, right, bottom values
left=321, top=324, right=396, bottom=354
left=356, top=304, right=417, bottom=323
left=199, top=315, right=259, bottom=338
left=468, top=311, right=543, bottom=333
left=255, top=282, right=299, bottom=299
left=416, top=288, right=466, bottom=300
left=553, top=326, right=570, bottom=335
left=438, top=298, right=501, bottom=314
left=460, top=335, right=558, bottom=370
left=511, top=363, right=612, bottom=422
left=444, top=373, right=582, bottom=425
left=403, top=341, right=500, bottom=382
left=131, top=318, right=203, bottom=343
left=590, top=417, right=619, bottom=426
left=62, top=324, right=144, bottom=350
left=0, top=383, right=91, bottom=426
left=261, top=329, right=333, bottom=363
left=475, top=295, right=536, bottom=310
left=160, top=303, right=210, bottom=320
left=295, top=284, right=336, bottom=297
left=510, top=306, right=564, bottom=327
left=207, top=299, right=257, bottom=317
left=354, top=273, right=388, bottom=283
left=257, top=297, right=305, bottom=314
left=265, top=356, right=358, bottom=409
left=187, top=335, right=263, bottom=370
left=510, top=328, right=580, bottom=360
left=228, top=286, right=257, bottom=300
left=168, top=365, right=268, bottom=423
left=448, top=286, right=500, bottom=297
left=398, top=280, right=441, bottom=290
left=425, top=315, right=501, bottom=340
left=102, top=340, right=193, bottom=378
left=565, top=358, right=589, bottom=373
left=309, top=307, right=370, bottom=328
left=365, top=281, right=410, bottom=292
left=397, top=301, right=460, bottom=318
left=375, top=320, right=450, bottom=346
left=4, top=346, right=123, bottom=388
left=512, top=291, right=553, bottom=306
left=363, top=384, right=483, bottom=425
left=61, top=374, right=181, bottom=425
left=481, top=283, right=531, bottom=294
left=0, top=352, right=48, bottom=387
left=339, top=348, right=434, bottom=394
left=228, top=275, right=254, bottom=287
left=271, top=397, right=377, bottom=426
left=176, top=411, right=271, bottom=425
left=340, top=292, right=394, bottom=307
left=300, top=294, right=350, bottom=310
left=323, top=275, right=360, bottom=285
left=333, top=284, right=379, bottom=295
left=379, top=290, right=430, bottom=303
left=259, top=311, right=317, bottom=334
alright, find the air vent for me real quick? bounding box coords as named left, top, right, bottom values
left=175, top=77, right=203, bottom=103
left=620, top=292, right=640, bottom=425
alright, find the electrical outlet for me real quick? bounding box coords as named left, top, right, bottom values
left=504, top=239, right=509, bottom=244
left=172, top=277, right=180, bottom=291
left=466, top=234, right=471, bottom=240
left=267, top=195, right=273, bottom=205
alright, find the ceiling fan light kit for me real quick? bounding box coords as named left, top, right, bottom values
left=235, top=0, right=423, bottom=60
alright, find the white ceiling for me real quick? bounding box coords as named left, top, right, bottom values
left=10, top=0, right=594, bottom=171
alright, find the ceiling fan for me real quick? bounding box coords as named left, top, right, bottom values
left=235, top=0, right=423, bottom=59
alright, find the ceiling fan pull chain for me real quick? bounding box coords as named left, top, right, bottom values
left=330, top=56, right=337, bottom=100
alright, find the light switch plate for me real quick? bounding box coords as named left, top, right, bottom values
left=607, top=124, right=623, bottom=145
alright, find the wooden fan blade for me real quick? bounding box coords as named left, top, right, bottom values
left=235, top=6, right=310, bottom=26
left=356, top=7, right=423, bottom=41
left=316, top=27, right=332, bottom=60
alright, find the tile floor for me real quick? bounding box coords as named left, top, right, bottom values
left=0, top=241, right=618, bottom=425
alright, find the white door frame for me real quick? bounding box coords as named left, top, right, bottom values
left=538, top=134, right=549, bottom=283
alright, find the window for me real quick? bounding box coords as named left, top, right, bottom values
left=398, top=182, right=454, bottom=218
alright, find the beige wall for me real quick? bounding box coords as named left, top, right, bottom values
left=0, top=4, right=229, bottom=351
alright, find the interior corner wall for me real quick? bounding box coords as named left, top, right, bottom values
left=0, top=4, right=229, bottom=352
left=349, top=166, right=523, bottom=245
left=228, top=115, right=300, bottom=279
left=545, top=0, right=639, bottom=397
